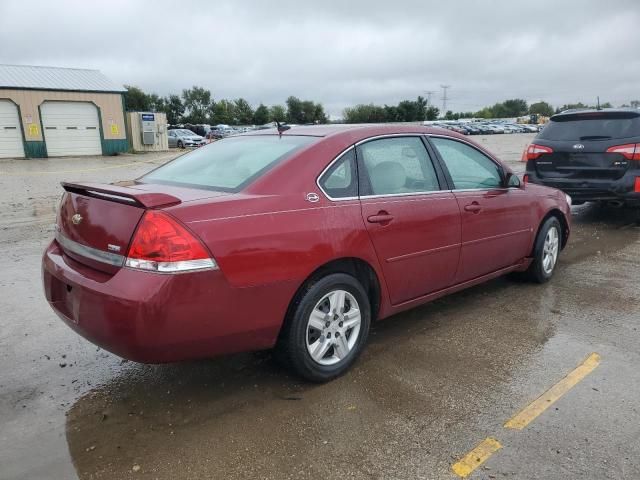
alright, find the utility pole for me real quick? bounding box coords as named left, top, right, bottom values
left=441, top=85, right=451, bottom=116
left=425, top=91, right=435, bottom=107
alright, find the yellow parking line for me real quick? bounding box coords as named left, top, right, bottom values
left=452, top=437, right=502, bottom=478
left=504, top=353, right=601, bottom=430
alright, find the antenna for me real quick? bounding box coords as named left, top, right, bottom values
left=276, top=121, right=290, bottom=136
left=441, top=85, right=451, bottom=116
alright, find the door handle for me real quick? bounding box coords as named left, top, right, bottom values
left=367, top=211, right=394, bottom=224
left=464, top=202, right=482, bottom=213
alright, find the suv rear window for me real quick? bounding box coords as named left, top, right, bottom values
left=539, top=112, right=640, bottom=141
left=142, top=135, right=315, bottom=192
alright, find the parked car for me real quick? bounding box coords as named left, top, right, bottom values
left=168, top=129, right=205, bottom=148
left=43, top=125, right=571, bottom=382
left=522, top=108, right=640, bottom=207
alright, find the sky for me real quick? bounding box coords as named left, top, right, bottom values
left=1, top=0, right=639, bottom=118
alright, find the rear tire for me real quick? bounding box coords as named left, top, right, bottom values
left=177, top=140, right=184, bottom=149
left=523, top=217, right=562, bottom=283
left=277, top=273, right=371, bottom=382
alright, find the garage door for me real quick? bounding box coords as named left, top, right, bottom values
left=41, top=102, right=102, bottom=157
left=0, top=100, right=25, bottom=159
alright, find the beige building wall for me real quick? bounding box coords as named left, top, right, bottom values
left=0, top=89, right=126, bottom=142
left=126, top=112, right=169, bottom=152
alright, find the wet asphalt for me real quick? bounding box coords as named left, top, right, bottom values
left=1, top=134, right=639, bottom=479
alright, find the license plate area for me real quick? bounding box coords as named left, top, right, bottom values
left=49, top=276, right=79, bottom=324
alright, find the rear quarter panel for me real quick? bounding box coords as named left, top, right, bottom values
left=168, top=194, right=386, bottom=290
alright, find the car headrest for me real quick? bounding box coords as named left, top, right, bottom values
left=370, top=161, right=407, bottom=194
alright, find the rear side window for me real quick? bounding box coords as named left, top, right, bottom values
left=430, top=137, right=502, bottom=189
left=142, top=135, right=315, bottom=192
left=319, top=148, right=357, bottom=199
left=357, top=137, right=440, bottom=196
left=539, top=113, right=640, bottom=141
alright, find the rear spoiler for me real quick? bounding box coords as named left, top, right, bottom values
left=61, top=182, right=181, bottom=209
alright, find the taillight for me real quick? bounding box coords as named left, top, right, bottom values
left=523, top=174, right=530, bottom=184
left=635, top=177, right=640, bottom=193
left=606, top=143, right=640, bottom=160
left=125, top=211, right=218, bottom=273
left=522, top=143, right=554, bottom=162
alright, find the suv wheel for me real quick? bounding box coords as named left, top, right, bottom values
left=278, top=273, right=371, bottom=382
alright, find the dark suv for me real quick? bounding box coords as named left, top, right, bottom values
left=522, top=109, right=640, bottom=206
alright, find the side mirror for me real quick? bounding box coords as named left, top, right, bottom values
left=504, top=171, right=521, bottom=188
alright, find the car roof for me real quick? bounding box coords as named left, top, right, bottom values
left=553, top=107, right=640, bottom=118
left=241, top=123, right=468, bottom=143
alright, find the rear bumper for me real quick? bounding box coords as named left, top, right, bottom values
left=42, top=241, right=295, bottom=363
left=527, top=171, right=640, bottom=204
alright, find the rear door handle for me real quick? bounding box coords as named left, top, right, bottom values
left=367, top=212, right=394, bottom=224
left=464, top=202, right=482, bottom=213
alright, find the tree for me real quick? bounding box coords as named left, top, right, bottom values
left=233, top=98, right=254, bottom=125
left=555, top=102, right=587, bottom=113
left=212, top=99, right=235, bottom=125
left=253, top=104, right=269, bottom=125
left=529, top=101, right=554, bottom=117
left=147, top=93, right=166, bottom=113
left=498, top=99, right=528, bottom=117
left=123, top=85, right=150, bottom=111
left=313, top=104, right=328, bottom=124
left=631, top=100, right=640, bottom=109
left=343, top=104, right=387, bottom=123
left=269, top=105, right=286, bottom=122
left=425, top=106, right=439, bottom=120
left=286, top=96, right=304, bottom=123
left=182, top=86, right=212, bottom=124
left=163, top=95, right=184, bottom=124
left=300, top=100, right=316, bottom=123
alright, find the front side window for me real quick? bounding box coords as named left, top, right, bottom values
left=142, top=135, right=315, bottom=192
left=357, top=137, right=440, bottom=196
left=430, top=137, right=502, bottom=189
left=319, top=149, right=357, bottom=199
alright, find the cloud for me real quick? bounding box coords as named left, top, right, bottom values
left=1, top=0, right=639, bottom=117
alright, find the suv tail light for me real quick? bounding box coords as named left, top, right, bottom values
left=635, top=177, right=640, bottom=193
left=606, top=143, right=640, bottom=161
left=125, top=211, right=218, bottom=273
left=522, top=144, right=553, bottom=162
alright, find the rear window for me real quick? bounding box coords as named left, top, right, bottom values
left=539, top=112, right=640, bottom=141
left=142, top=135, right=315, bottom=192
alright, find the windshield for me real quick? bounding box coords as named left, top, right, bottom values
left=142, top=135, right=316, bottom=191
left=539, top=113, right=640, bottom=141
left=178, top=129, right=196, bottom=136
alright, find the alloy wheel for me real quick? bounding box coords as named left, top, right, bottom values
left=542, top=226, right=559, bottom=274
left=305, top=289, right=362, bottom=366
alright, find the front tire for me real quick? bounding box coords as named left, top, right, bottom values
left=277, top=273, right=371, bottom=382
left=524, top=217, right=562, bottom=283
left=177, top=140, right=184, bottom=149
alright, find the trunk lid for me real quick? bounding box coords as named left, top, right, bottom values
left=55, top=182, right=228, bottom=273
left=534, top=145, right=631, bottom=181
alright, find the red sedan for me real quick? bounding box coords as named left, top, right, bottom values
left=43, top=125, right=571, bottom=382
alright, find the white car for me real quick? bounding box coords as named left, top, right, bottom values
left=168, top=129, right=205, bottom=148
